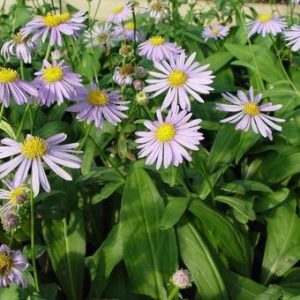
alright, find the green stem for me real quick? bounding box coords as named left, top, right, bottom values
left=271, top=35, right=300, bottom=96
left=30, top=189, right=40, bottom=293
left=93, top=0, right=102, bottom=21
left=20, top=59, right=25, bottom=79
left=167, top=287, right=179, bottom=300
left=0, top=104, right=5, bottom=123
left=71, top=38, right=81, bottom=64
left=132, top=5, right=137, bottom=49
left=16, top=104, right=30, bottom=140
left=199, top=159, right=215, bottom=203
left=9, top=232, right=14, bottom=247
left=45, top=43, right=52, bottom=61
left=79, top=123, right=93, bottom=150
left=51, top=0, right=56, bottom=13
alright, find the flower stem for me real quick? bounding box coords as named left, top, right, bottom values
left=0, top=104, right=5, bottom=123
left=132, top=5, right=137, bottom=49
left=16, top=104, right=30, bottom=140
left=30, top=189, right=40, bottom=293
left=167, top=287, right=179, bottom=300
left=79, top=123, right=93, bottom=150
left=45, top=43, right=52, bottom=61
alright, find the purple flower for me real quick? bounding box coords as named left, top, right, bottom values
left=0, top=181, right=29, bottom=215
left=138, top=36, right=183, bottom=62
left=34, top=59, right=82, bottom=106
left=67, top=83, right=129, bottom=128
left=292, top=0, right=300, bottom=3
left=144, top=52, right=214, bottom=111
left=21, top=11, right=86, bottom=46
left=248, top=14, right=286, bottom=37
left=284, top=25, right=300, bottom=51
left=171, top=269, right=192, bottom=289
left=107, top=1, right=132, bottom=23
left=202, top=24, right=229, bottom=41
left=114, top=22, right=144, bottom=42
left=136, top=107, right=204, bottom=169
left=1, top=31, right=36, bottom=64
left=0, top=67, right=38, bottom=107
left=113, top=64, right=135, bottom=86
left=216, top=87, right=285, bottom=140
left=0, top=133, right=81, bottom=196
left=0, top=244, right=28, bottom=287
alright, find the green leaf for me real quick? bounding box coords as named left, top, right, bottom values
left=215, top=195, right=256, bottom=222
left=0, top=120, right=16, bottom=139
left=201, top=51, right=233, bottom=73
left=81, top=139, right=96, bottom=175
left=42, top=211, right=86, bottom=300
left=221, top=180, right=273, bottom=195
left=0, top=287, right=19, bottom=300
left=120, top=165, right=177, bottom=299
left=261, top=200, right=300, bottom=285
left=91, top=181, right=124, bottom=204
left=207, top=125, right=241, bottom=172
left=160, top=197, right=190, bottom=230
left=87, top=225, right=123, bottom=298
left=177, top=221, right=229, bottom=300
left=189, top=200, right=252, bottom=275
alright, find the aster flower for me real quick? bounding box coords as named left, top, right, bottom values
left=0, top=67, right=38, bottom=107
left=107, top=1, right=132, bottom=23
left=136, top=107, right=204, bottom=169
left=0, top=181, right=29, bottom=214
left=66, top=83, right=129, bottom=128
left=0, top=244, right=28, bottom=287
left=247, top=14, right=286, bottom=37
left=149, top=1, right=168, bottom=21
left=0, top=133, right=81, bottom=196
left=1, top=31, right=36, bottom=64
left=216, top=87, right=285, bottom=140
left=83, top=23, right=116, bottom=49
left=113, top=64, right=134, bottom=86
left=34, top=59, right=82, bottom=106
left=144, top=52, right=214, bottom=111
left=21, top=11, right=86, bottom=46
left=138, top=35, right=182, bottom=62
left=284, top=25, right=300, bottom=51
left=114, top=22, right=144, bottom=42
left=171, top=269, right=192, bottom=289
left=202, top=24, right=229, bottom=41
left=292, top=0, right=300, bottom=3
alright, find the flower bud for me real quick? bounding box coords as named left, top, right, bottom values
left=51, top=50, right=63, bottom=61
left=171, top=269, right=192, bottom=289
left=2, top=213, right=19, bottom=231
left=119, top=44, right=134, bottom=58
left=135, top=66, right=147, bottom=78
left=133, top=80, right=144, bottom=91
left=135, top=91, right=149, bottom=106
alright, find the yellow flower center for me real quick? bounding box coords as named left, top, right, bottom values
left=0, top=253, right=13, bottom=275
left=120, top=64, right=134, bottom=76
left=258, top=14, right=272, bottom=23
left=113, top=5, right=124, bottom=14
left=125, top=22, right=134, bottom=30
left=21, top=137, right=48, bottom=159
left=149, top=36, right=165, bottom=46
left=243, top=103, right=260, bottom=116
left=151, top=2, right=163, bottom=11
left=211, top=28, right=220, bottom=35
left=43, top=12, right=71, bottom=27
left=42, top=66, right=63, bottom=82
left=9, top=186, right=27, bottom=206
left=87, top=89, right=109, bottom=106
left=168, top=70, right=188, bottom=87
left=0, top=68, right=19, bottom=83
left=97, top=33, right=108, bottom=43
left=155, top=123, right=176, bottom=142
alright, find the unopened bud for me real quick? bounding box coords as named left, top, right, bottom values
left=2, top=213, right=19, bottom=232
left=133, top=80, right=144, bottom=91
left=51, top=50, right=62, bottom=61
left=119, top=44, right=134, bottom=58
left=171, top=269, right=192, bottom=289
left=135, top=91, right=149, bottom=106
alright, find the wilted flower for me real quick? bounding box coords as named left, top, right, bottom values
left=284, top=25, right=300, bottom=51
left=136, top=107, right=204, bottom=169
left=1, top=213, right=19, bottom=232
left=135, top=66, right=147, bottom=78
left=247, top=14, right=286, bottom=37
left=0, top=181, right=29, bottom=214
left=202, top=24, right=229, bottom=41
left=0, top=31, right=36, bottom=64
left=135, top=91, right=148, bottom=105
left=138, top=36, right=182, bottom=62
left=0, top=67, right=38, bottom=107
left=0, top=244, right=28, bottom=287
left=119, top=44, right=134, bottom=57
left=34, top=59, right=82, bottom=106
left=107, top=1, right=132, bottom=23
left=21, top=11, right=87, bottom=46
left=67, top=83, right=129, bottom=128
left=114, top=22, right=144, bottom=42
left=216, top=87, right=285, bottom=140
left=144, top=52, right=214, bottom=111
left=0, top=133, right=81, bottom=196
left=171, top=269, right=192, bottom=289
left=83, top=23, right=116, bottom=49
left=149, top=1, right=168, bottom=21
left=113, top=64, right=134, bottom=86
